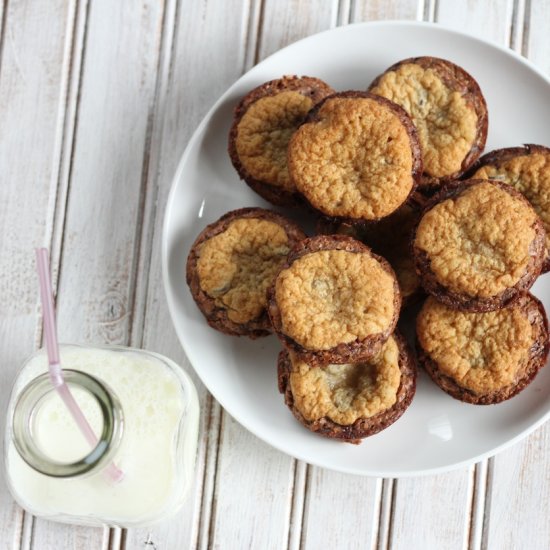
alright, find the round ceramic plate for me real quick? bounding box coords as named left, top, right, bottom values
left=162, top=21, right=550, bottom=476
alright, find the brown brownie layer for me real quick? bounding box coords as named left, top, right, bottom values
left=268, top=235, right=401, bottom=366
left=412, top=179, right=546, bottom=312
left=369, top=56, right=488, bottom=192
left=228, top=75, right=334, bottom=207
left=278, top=331, right=417, bottom=443
left=186, top=207, right=306, bottom=338
left=417, top=293, right=549, bottom=404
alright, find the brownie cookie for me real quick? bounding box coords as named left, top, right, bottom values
left=187, top=207, right=306, bottom=338
left=369, top=57, right=488, bottom=190
left=287, top=91, right=422, bottom=223
left=412, top=179, right=545, bottom=312
left=228, top=75, right=334, bottom=207
left=277, top=332, right=416, bottom=443
left=416, top=294, right=549, bottom=404
left=468, top=145, right=550, bottom=271
left=316, top=194, right=426, bottom=306
left=268, top=235, right=401, bottom=366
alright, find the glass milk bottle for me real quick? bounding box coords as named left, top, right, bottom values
left=3, top=344, right=200, bottom=527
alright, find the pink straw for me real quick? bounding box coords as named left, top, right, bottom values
left=35, top=248, right=123, bottom=483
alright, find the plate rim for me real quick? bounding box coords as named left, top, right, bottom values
left=162, top=19, right=550, bottom=477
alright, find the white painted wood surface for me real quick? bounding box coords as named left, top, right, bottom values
left=1, top=1, right=550, bottom=549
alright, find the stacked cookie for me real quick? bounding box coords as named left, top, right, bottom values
left=413, top=180, right=549, bottom=404
left=187, top=57, right=550, bottom=444
left=269, top=235, right=416, bottom=443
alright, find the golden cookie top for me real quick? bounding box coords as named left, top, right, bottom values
left=473, top=151, right=550, bottom=260
left=274, top=247, right=397, bottom=350
left=414, top=181, right=539, bottom=297
left=197, top=218, right=291, bottom=323
left=417, top=296, right=537, bottom=394
left=235, top=91, right=314, bottom=193
left=288, top=336, right=401, bottom=424
left=288, top=94, right=418, bottom=220
left=370, top=61, right=479, bottom=178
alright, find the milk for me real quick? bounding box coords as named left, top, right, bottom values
left=4, top=345, right=199, bottom=527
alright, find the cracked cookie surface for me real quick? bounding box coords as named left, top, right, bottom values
left=268, top=235, right=401, bottom=366
left=369, top=57, right=487, bottom=188
left=236, top=91, right=314, bottom=192
left=187, top=208, right=306, bottom=337
left=277, top=331, right=417, bottom=442
left=229, top=75, right=334, bottom=206
left=197, top=218, right=291, bottom=324
left=471, top=145, right=550, bottom=271
left=275, top=249, right=396, bottom=350
left=288, top=336, right=401, bottom=425
left=288, top=92, right=421, bottom=221
left=417, top=294, right=549, bottom=403
left=413, top=180, right=544, bottom=310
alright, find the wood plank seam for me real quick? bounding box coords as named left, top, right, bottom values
left=509, top=0, right=525, bottom=51
left=48, top=0, right=93, bottom=316
left=378, top=461, right=394, bottom=541
left=348, top=0, right=357, bottom=23
left=195, top=397, right=223, bottom=550
left=0, top=0, right=9, bottom=81
left=204, top=407, right=226, bottom=550
left=46, top=0, right=89, bottom=297
left=335, top=0, right=348, bottom=27
left=375, top=478, right=395, bottom=550
left=480, top=458, right=494, bottom=550
left=286, top=460, right=308, bottom=550
left=252, top=0, right=266, bottom=66
left=242, top=0, right=263, bottom=72
left=424, top=0, right=437, bottom=22
left=467, top=461, right=489, bottom=550
left=521, top=0, right=531, bottom=56
left=128, top=0, right=180, bottom=351
left=369, top=478, right=383, bottom=550
left=297, top=465, right=312, bottom=550
left=125, top=0, right=172, bottom=350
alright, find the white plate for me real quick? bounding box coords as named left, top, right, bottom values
left=162, top=21, right=550, bottom=477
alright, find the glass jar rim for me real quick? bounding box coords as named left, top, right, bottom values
left=11, top=369, right=124, bottom=478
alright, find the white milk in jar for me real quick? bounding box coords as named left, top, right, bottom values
left=4, top=345, right=199, bottom=527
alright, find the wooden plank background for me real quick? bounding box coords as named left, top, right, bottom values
left=0, top=1, right=549, bottom=549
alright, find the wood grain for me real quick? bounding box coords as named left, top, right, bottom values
left=525, top=0, right=550, bottom=74
left=483, top=430, right=550, bottom=550
left=352, top=0, right=420, bottom=21
left=391, top=470, right=474, bottom=550
left=255, top=0, right=338, bottom=60
left=300, top=470, right=382, bottom=550
left=436, top=0, right=514, bottom=42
